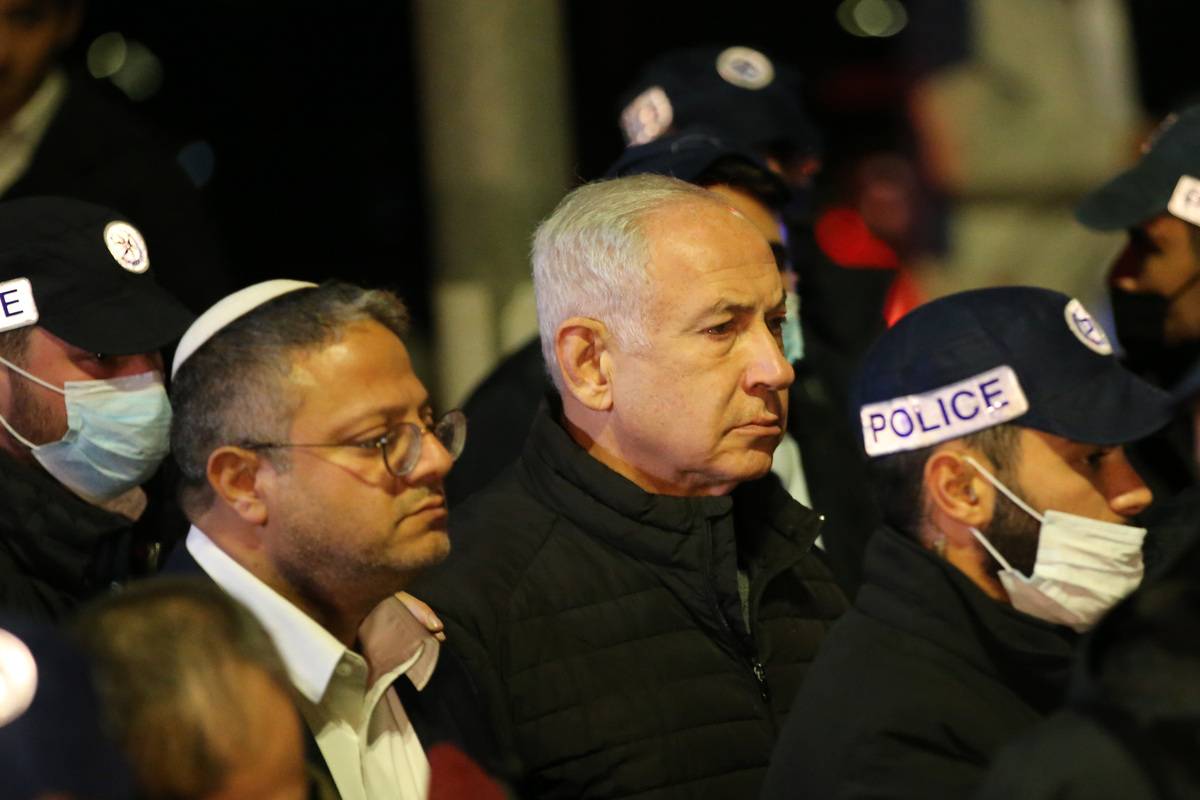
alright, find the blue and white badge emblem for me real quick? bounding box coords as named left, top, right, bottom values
left=715, top=46, right=774, bottom=90
left=103, top=220, right=149, bottom=273
left=620, top=86, right=674, bottom=146
left=1064, top=298, right=1113, bottom=355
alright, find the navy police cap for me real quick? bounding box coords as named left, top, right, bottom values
left=604, top=127, right=789, bottom=206
left=854, top=286, right=1172, bottom=457
left=0, top=196, right=194, bottom=355
left=1077, top=105, right=1200, bottom=231
left=617, top=45, right=820, bottom=156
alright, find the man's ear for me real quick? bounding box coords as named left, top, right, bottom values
left=924, top=448, right=993, bottom=529
left=554, top=317, right=613, bottom=411
left=206, top=446, right=270, bottom=526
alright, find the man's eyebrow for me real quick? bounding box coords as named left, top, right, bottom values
left=690, top=299, right=755, bottom=321
left=332, top=397, right=432, bottom=433
left=688, top=294, right=788, bottom=323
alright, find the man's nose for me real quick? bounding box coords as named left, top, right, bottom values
left=744, top=322, right=794, bottom=393
left=1107, top=451, right=1153, bottom=519
left=405, top=430, right=455, bottom=486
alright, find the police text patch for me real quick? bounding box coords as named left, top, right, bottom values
left=860, top=366, right=1029, bottom=456
left=0, top=278, right=38, bottom=333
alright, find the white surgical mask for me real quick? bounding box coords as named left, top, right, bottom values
left=964, top=456, right=1146, bottom=633
left=0, top=357, right=171, bottom=502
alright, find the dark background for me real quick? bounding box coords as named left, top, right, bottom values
left=66, top=1, right=1200, bottom=335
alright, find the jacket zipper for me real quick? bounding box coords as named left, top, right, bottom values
left=704, top=522, right=772, bottom=706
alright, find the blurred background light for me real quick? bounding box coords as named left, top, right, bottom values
left=85, top=31, right=127, bottom=79
left=108, top=41, right=164, bottom=102
left=176, top=140, right=216, bottom=188
left=837, top=0, right=908, bottom=38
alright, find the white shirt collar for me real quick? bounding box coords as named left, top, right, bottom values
left=187, top=525, right=342, bottom=702
left=185, top=526, right=440, bottom=704
left=7, top=69, right=66, bottom=138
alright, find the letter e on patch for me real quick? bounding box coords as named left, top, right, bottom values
left=0, top=278, right=38, bottom=332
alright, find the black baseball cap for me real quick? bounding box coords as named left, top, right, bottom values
left=0, top=196, right=194, bottom=355
left=617, top=45, right=820, bottom=157
left=1077, top=105, right=1200, bottom=231
left=604, top=127, right=790, bottom=205
left=854, top=287, right=1172, bottom=457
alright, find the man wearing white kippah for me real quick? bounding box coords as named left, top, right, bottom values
left=163, top=280, right=502, bottom=800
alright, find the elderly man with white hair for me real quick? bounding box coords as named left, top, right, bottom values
left=413, top=174, right=848, bottom=799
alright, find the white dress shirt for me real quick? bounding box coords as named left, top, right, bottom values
left=187, top=526, right=439, bottom=800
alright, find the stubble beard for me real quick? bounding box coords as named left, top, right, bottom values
left=2, top=378, right=63, bottom=461
left=981, top=475, right=1041, bottom=577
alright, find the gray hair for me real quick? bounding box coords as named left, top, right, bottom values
left=170, top=281, right=409, bottom=517
left=72, top=577, right=294, bottom=800
left=531, top=174, right=717, bottom=389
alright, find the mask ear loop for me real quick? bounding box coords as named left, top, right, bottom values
left=961, top=455, right=1044, bottom=577
left=962, top=455, right=1044, bottom=523
left=0, top=357, right=64, bottom=449
left=0, top=356, right=66, bottom=395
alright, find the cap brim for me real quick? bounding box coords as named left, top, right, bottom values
left=42, top=278, right=195, bottom=356
left=1025, top=361, right=1173, bottom=446
left=1076, top=159, right=1174, bottom=231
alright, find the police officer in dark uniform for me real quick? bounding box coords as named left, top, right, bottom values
left=0, top=197, right=193, bottom=621
left=763, top=286, right=1172, bottom=800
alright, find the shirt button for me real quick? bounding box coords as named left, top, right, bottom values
left=335, top=663, right=352, bottom=677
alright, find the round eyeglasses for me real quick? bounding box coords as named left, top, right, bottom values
left=243, top=409, right=467, bottom=478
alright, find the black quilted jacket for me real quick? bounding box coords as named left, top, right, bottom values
left=414, top=404, right=848, bottom=799
left=0, top=451, right=139, bottom=621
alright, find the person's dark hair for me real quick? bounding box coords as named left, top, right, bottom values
left=71, top=577, right=293, bottom=800
left=169, top=281, right=409, bottom=518
left=696, top=156, right=789, bottom=211
left=866, top=423, right=1022, bottom=536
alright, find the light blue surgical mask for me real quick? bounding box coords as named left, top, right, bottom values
left=0, top=357, right=171, bottom=502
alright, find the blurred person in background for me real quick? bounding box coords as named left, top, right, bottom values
left=1077, top=104, right=1200, bottom=505
left=762, top=287, right=1169, bottom=799
left=73, top=577, right=313, bottom=800
left=905, top=0, right=1141, bottom=302
left=0, top=0, right=232, bottom=312
left=166, top=280, right=501, bottom=799
left=416, top=175, right=847, bottom=798
left=0, top=197, right=192, bottom=621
